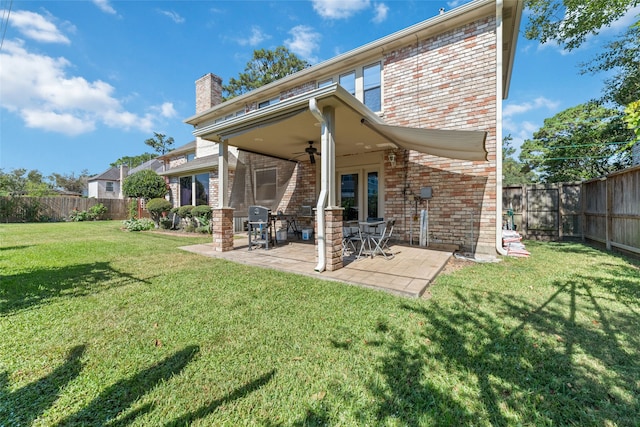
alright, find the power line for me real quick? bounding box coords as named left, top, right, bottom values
left=0, top=0, right=13, bottom=51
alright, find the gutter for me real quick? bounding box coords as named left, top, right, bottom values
left=495, top=0, right=508, bottom=257
left=309, top=98, right=328, bottom=272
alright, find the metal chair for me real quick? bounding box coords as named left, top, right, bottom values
left=369, top=219, right=395, bottom=259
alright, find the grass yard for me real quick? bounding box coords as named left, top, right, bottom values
left=1, top=221, right=638, bottom=426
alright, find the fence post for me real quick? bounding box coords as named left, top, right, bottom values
left=606, top=176, right=612, bottom=251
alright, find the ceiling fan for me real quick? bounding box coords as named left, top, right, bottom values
left=292, top=141, right=321, bottom=164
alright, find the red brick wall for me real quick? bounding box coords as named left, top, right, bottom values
left=383, top=16, right=497, bottom=254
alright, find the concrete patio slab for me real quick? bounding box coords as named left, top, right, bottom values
left=179, top=237, right=453, bottom=298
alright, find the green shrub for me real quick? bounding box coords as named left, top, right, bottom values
left=146, top=198, right=172, bottom=228
left=177, top=205, right=194, bottom=218
left=128, top=199, right=138, bottom=220
left=122, top=218, right=155, bottom=231
left=88, top=203, right=107, bottom=220
left=191, top=205, right=212, bottom=219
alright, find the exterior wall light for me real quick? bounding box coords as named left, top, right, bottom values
left=388, top=152, right=396, bottom=168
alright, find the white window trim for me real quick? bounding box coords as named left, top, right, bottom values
left=317, top=59, right=383, bottom=113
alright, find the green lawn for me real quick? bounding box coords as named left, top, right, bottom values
left=1, top=221, right=638, bottom=426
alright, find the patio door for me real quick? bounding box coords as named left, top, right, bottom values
left=339, top=168, right=380, bottom=221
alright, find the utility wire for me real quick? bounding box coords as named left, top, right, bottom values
left=0, top=0, right=12, bottom=51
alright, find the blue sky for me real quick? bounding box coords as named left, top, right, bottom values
left=1, top=0, right=638, bottom=178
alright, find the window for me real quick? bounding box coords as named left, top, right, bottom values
left=339, top=71, right=356, bottom=95
left=180, top=176, right=192, bottom=206
left=194, top=173, right=209, bottom=206
left=363, top=62, right=381, bottom=112
left=180, top=174, right=210, bottom=206
left=186, top=153, right=196, bottom=162
left=318, top=78, right=333, bottom=88
left=254, top=168, right=277, bottom=205
left=106, top=182, right=114, bottom=192
left=258, top=96, right=280, bottom=109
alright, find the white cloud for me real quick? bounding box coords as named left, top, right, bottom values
left=446, top=0, right=468, bottom=8
left=503, top=96, right=560, bottom=118
left=158, top=10, right=185, bottom=24
left=601, top=5, right=640, bottom=34
left=372, top=3, right=388, bottom=24
left=311, top=0, right=370, bottom=19
left=92, top=0, right=117, bottom=15
left=154, top=102, right=178, bottom=118
left=22, top=109, right=96, bottom=135
left=237, top=26, right=269, bottom=46
left=0, top=39, right=169, bottom=136
left=285, top=25, right=321, bottom=63
left=5, top=10, right=70, bottom=44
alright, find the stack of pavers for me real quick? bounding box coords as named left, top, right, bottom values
left=502, top=229, right=530, bottom=257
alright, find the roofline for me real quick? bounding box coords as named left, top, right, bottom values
left=185, top=0, right=502, bottom=126
left=191, top=83, right=382, bottom=142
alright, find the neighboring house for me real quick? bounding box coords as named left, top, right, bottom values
left=165, top=0, right=523, bottom=272
left=88, top=158, right=164, bottom=199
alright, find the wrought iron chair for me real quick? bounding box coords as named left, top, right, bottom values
left=369, top=219, right=395, bottom=259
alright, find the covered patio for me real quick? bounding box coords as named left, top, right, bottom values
left=187, top=83, right=488, bottom=275
left=179, top=237, right=455, bottom=298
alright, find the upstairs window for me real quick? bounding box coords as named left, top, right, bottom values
left=258, top=96, right=280, bottom=109
left=106, top=182, right=114, bottom=192
left=186, top=153, right=196, bottom=162
left=339, top=71, right=356, bottom=95
left=318, top=78, right=333, bottom=88
left=363, top=62, right=381, bottom=112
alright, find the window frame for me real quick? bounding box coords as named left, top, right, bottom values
left=253, top=167, right=277, bottom=206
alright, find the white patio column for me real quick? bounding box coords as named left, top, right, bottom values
left=218, top=140, right=229, bottom=208
left=310, top=98, right=336, bottom=272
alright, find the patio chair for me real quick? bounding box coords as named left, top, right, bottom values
left=342, top=226, right=360, bottom=257
left=369, top=219, right=395, bottom=259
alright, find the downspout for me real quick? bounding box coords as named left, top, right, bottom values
left=309, top=98, right=328, bottom=272
left=495, top=0, right=508, bottom=256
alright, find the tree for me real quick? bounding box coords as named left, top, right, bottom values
left=122, top=170, right=168, bottom=201
left=524, top=0, right=640, bottom=51
left=0, top=168, right=54, bottom=196
left=223, top=46, right=310, bottom=100
left=502, top=135, right=536, bottom=185
left=111, top=153, right=158, bottom=169
left=581, top=21, right=640, bottom=106
left=49, top=170, right=90, bottom=194
left=144, top=132, right=174, bottom=155
left=519, top=102, right=634, bottom=182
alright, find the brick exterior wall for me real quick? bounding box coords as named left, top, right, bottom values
left=382, top=16, right=498, bottom=254
left=187, top=12, right=501, bottom=255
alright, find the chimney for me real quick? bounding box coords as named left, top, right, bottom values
left=119, top=164, right=129, bottom=199
left=195, top=73, right=223, bottom=114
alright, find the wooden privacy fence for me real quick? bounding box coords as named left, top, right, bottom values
left=503, top=165, right=640, bottom=256
left=0, top=197, right=131, bottom=222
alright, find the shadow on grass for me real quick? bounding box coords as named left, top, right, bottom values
left=55, top=345, right=199, bottom=426
left=0, top=345, right=85, bottom=426
left=366, top=273, right=640, bottom=426
left=0, top=262, right=149, bottom=315
left=164, top=369, right=276, bottom=426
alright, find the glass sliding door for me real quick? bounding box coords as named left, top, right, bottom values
left=340, top=173, right=359, bottom=221
left=339, top=169, right=381, bottom=221
left=367, top=171, right=379, bottom=220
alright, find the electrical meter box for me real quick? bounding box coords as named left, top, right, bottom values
left=420, top=187, right=432, bottom=199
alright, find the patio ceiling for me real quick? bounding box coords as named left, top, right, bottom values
left=192, top=84, right=487, bottom=162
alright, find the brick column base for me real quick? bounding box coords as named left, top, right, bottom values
left=324, top=207, right=344, bottom=271
left=211, top=208, right=234, bottom=252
